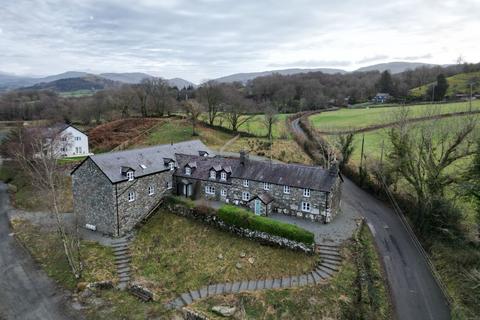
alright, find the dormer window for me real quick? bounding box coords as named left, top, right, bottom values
left=210, top=170, right=216, bottom=179
left=169, top=162, right=175, bottom=171
left=127, top=171, right=134, bottom=181
left=220, top=172, right=227, bottom=181
left=243, top=180, right=249, bottom=187
left=284, top=185, right=290, bottom=194
left=303, top=188, right=311, bottom=197
left=185, top=167, right=191, bottom=175
left=263, top=182, right=271, bottom=191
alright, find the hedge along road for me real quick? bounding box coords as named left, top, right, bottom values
left=0, top=182, right=82, bottom=320
left=290, top=115, right=451, bottom=320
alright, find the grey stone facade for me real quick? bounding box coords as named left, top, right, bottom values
left=116, top=170, right=174, bottom=235
left=72, top=158, right=117, bottom=235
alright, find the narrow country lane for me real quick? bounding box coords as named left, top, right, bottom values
left=291, top=115, right=451, bottom=320
left=0, top=182, right=82, bottom=320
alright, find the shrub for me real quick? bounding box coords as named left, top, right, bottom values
left=164, top=196, right=195, bottom=209
left=217, top=205, right=315, bottom=245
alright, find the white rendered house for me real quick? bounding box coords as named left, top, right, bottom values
left=48, top=124, right=91, bottom=158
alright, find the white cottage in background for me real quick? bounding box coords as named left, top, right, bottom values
left=42, top=124, right=91, bottom=158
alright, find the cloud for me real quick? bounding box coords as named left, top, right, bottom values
left=0, top=0, right=479, bottom=82
left=393, top=53, right=433, bottom=61
left=356, top=55, right=389, bottom=64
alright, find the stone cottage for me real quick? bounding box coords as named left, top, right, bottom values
left=72, top=140, right=342, bottom=237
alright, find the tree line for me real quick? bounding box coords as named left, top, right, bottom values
left=1, top=62, right=479, bottom=124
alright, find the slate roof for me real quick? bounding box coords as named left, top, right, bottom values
left=175, top=154, right=238, bottom=183
left=174, top=154, right=338, bottom=192
left=78, top=140, right=212, bottom=183
left=250, top=192, right=274, bottom=204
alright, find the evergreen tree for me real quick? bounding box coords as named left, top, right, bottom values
left=435, top=74, right=448, bottom=100
left=376, top=70, right=395, bottom=95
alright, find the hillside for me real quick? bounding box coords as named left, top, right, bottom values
left=213, top=67, right=347, bottom=83
left=410, top=71, right=480, bottom=97
left=355, top=61, right=437, bottom=74
left=20, top=75, right=121, bottom=93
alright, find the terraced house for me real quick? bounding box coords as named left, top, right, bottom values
left=72, top=140, right=342, bottom=237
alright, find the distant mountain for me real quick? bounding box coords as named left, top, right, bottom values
left=355, top=62, right=437, bottom=74
left=167, top=77, right=196, bottom=89
left=213, top=68, right=347, bottom=83
left=39, top=71, right=92, bottom=83
left=20, top=75, right=122, bottom=93
left=100, top=72, right=154, bottom=84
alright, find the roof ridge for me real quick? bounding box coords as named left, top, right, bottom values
left=91, top=140, right=204, bottom=159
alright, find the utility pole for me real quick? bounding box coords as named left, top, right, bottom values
left=470, top=82, right=473, bottom=112
left=359, top=133, right=365, bottom=173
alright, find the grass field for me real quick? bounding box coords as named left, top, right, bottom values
left=309, top=100, right=480, bottom=132
left=192, top=224, right=391, bottom=320
left=130, top=211, right=316, bottom=303
left=410, top=71, right=480, bottom=97
left=200, top=113, right=291, bottom=139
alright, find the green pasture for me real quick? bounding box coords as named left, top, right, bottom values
left=410, top=71, right=480, bottom=97
left=309, top=100, right=480, bottom=132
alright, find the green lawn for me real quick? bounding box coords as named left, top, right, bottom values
left=130, top=211, right=316, bottom=303
left=192, top=224, right=391, bottom=320
left=309, top=100, right=480, bottom=132
left=200, top=113, right=292, bottom=139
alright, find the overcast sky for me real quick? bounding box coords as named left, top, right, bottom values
left=1, top=0, right=479, bottom=83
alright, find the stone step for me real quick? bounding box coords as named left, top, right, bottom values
left=215, top=283, right=226, bottom=295
left=320, top=261, right=340, bottom=272
left=317, top=243, right=340, bottom=249
left=311, top=271, right=323, bottom=283
left=307, top=273, right=315, bottom=285
left=272, top=278, right=282, bottom=289
left=290, top=276, right=299, bottom=287
left=116, top=261, right=130, bottom=269
left=172, top=297, right=185, bottom=309
left=315, top=267, right=333, bottom=279
left=319, top=251, right=342, bottom=259
left=318, top=247, right=340, bottom=255
left=115, top=256, right=132, bottom=263
left=320, top=254, right=342, bottom=262
left=181, top=292, right=193, bottom=305
left=299, top=275, right=308, bottom=286
left=112, top=242, right=129, bottom=249
left=117, top=266, right=131, bottom=274
left=189, top=290, right=201, bottom=301
left=256, top=279, right=266, bottom=290
left=111, top=240, right=129, bottom=247
left=199, top=286, right=208, bottom=298
left=321, top=257, right=342, bottom=265
left=281, top=277, right=291, bottom=288
left=113, top=248, right=130, bottom=255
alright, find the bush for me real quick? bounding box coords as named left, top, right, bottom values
left=164, top=196, right=195, bottom=209
left=217, top=205, right=315, bottom=245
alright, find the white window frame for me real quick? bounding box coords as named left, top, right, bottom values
left=243, top=179, right=249, bottom=187
left=210, top=170, right=216, bottom=179
left=263, top=182, right=271, bottom=191
left=303, top=188, right=311, bottom=197
left=220, top=172, right=227, bottom=181
left=301, top=201, right=311, bottom=212
left=167, top=181, right=172, bottom=189
left=221, top=189, right=227, bottom=197
left=242, top=191, right=250, bottom=201
left=205, top=185, right=215, bottom=195
left=283, top=185, right=290, bottom=194
left=169, top=162, right=175, bottom=171
left=61, top=137, right=67, bottom=142
left=75, top=146, right=82, bottom=154
left=75, top=136, right=81, bottom=141
left=185, top=167, right=191, bottom=175
left=148, top=185, right=155, bottom=196
left=61, top=147, right=67, bottom=152
left=128, top=191, right=135, bottom=202
left=127, top=171, right=134, bottom=181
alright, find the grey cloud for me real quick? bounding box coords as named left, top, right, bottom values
left=393, top=54, right=433, bottom=61
left=356, top=55, right=389, bottom=64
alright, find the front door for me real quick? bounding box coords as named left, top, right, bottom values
left=254, top=199, right=262, bottom=215
left=183, top=184, right=192, bottom=197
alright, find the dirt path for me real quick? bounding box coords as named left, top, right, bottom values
left=313, top=109, right=480, bottom=135
left=219, top=134, right=240, bottom=153
left=0, top=183, right=83, bottom=320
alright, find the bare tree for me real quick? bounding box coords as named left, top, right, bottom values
left=263, top=104, right=279, bottom=140
left=3, top=127, right=83, bottom=278
left=183, top=99, right=204, bottom=136
left=197, top=81, right=223, bottom=126
left=222, top=86, right=254, bottom=132
left=335, top=133, right=355, bottom=169
left=387, top=109, right=478, bottom=229
left=133, top=80, right=150, bottom=117
left=142, top=78, right=173, bottom=116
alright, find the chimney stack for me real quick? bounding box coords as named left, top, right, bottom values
left=240, top=150, right=249, bottom=166
left=329, top=161, right=339, bottom=177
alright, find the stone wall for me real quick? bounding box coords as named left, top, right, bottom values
left=164, top=202, right=314, bottom=254
left=326, top=177, right=343, bottom=222
left=116, top=170, right=173, bottom=236
left=72, top=158, right=117, bottom=235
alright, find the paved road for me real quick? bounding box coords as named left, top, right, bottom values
left=290, top=115, right=451, bottom=320
left=0, top=182, right=82, bottom=320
